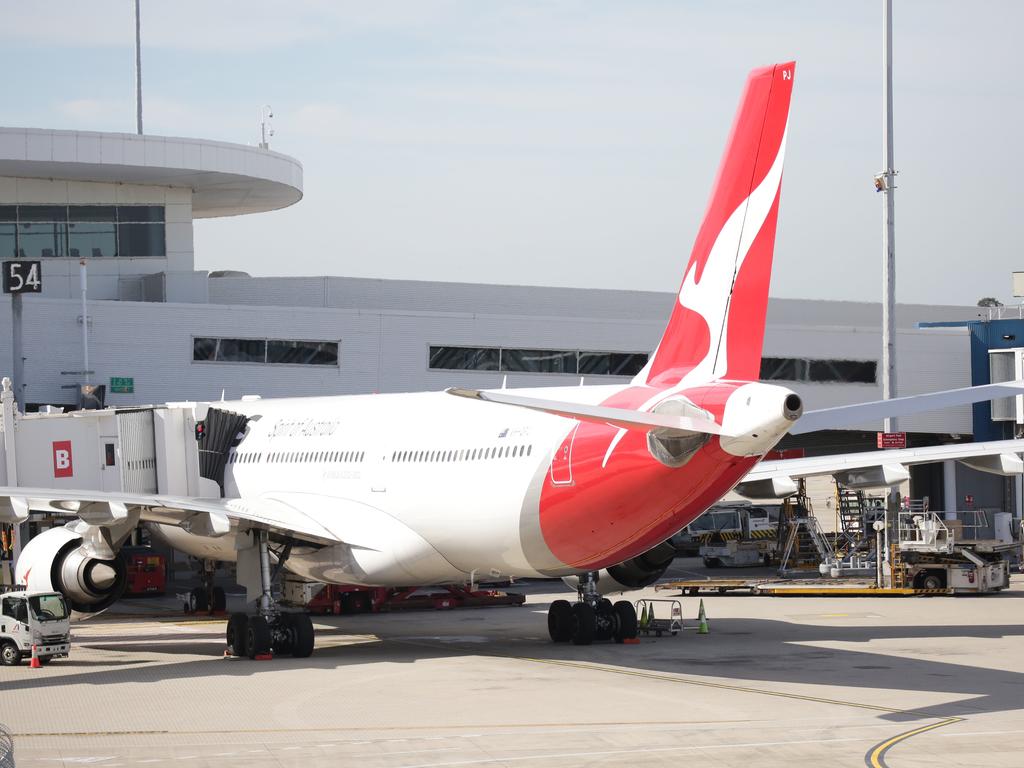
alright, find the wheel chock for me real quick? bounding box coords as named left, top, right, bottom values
left=254, top=653, right=273, bottom=661
left=622, top=637, right=641, bottom=645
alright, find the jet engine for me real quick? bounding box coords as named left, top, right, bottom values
left=15, top=526, right=127, bottom=613
left=562, top=539, right=678, bottom=595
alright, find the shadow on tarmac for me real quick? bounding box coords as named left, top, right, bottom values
left=4, top=598, right=1024, bottom=727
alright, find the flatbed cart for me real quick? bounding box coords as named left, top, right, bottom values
left=634, top=598, right=683, bottom=637
left=656, top=579, right=767, bottom=596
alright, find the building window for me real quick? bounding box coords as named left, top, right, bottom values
left=760, top=357, right=877, bottom=384
left=0, top=205, right=165, bottom=258
left=428, top=346, right=649, bottom=377
left=193, top=337, right=340, bottom=367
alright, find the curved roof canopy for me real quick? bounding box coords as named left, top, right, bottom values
left=0, top=127, right=303, bottom=218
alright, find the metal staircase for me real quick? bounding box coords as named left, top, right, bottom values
left=777, top=489, right=834, bottom=576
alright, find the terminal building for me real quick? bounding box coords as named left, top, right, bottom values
left=0, top=125, right=1021, bottom=518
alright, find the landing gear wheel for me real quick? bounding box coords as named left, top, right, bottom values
left=548, top=599, right=574, bottom=643
left=290, top=613, right=315, bottom=658
left=189, top=588, right=209, bottom=614
left=593, top=599, right=616, bottom=642
left=246, top=615, right=272, bottom=659
left=212, top=586, right=227, bottom=613
left=612, top=600, right=638, bottom=643
left=571, top=602, right=596, bottom=646
left=0, top=640, right=20, bottom=666
left=226, top=613, right=248, bottom=656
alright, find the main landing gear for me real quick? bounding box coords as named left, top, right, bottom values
left=224, top=531, right=315, bottom=660
left=186, top=559, right=226, bottom=615
left=548, top=571, right=638, bottom=645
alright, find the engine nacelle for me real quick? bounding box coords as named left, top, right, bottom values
left=562, top=540, right=677, bottom=595
left=15, top=526, right=127, bottom=613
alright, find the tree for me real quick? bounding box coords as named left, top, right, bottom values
left=977, top=297, right=1004, bottom=307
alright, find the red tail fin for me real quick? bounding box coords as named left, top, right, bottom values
left=637, top=62, right=795, bottom=387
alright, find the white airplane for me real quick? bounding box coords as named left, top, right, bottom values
left=3, top=61, right=1023, bottom=656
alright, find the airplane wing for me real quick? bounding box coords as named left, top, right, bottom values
left=0, top=487, right=343, bottom=545
left=735, top=438, right=1024, bottom=498
left=792, top=382, right=1024, bottom=434
left=445, top=387, right=735, bottom=436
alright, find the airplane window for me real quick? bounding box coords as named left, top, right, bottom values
left=527, top=445, right=532, bottom=455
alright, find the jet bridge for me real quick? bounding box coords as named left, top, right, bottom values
left=0, top=378, right=221, bottom=580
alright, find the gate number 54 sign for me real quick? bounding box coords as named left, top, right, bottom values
left=3, top=260, right=42, bottom=294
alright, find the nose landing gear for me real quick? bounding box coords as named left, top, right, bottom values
left=547, top=572, right=638, bottom=645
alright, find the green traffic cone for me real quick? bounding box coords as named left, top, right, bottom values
left=639, top=603, right=649, bottom=629
left=697, top=599, right=709, bottom=635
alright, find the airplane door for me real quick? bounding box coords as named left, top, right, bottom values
left=549, top=424, right=579, bottom=486
left=369, top=451, right=387, bottom=493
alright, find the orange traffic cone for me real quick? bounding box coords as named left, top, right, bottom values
left=29, top=644, right=42, bottom=668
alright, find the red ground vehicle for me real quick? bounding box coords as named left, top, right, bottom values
left=121, top=546, right=167, bottom=596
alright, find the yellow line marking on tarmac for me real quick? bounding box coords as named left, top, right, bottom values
left=865, top=717, right=964, bottom=768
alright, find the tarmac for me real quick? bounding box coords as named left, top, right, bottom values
left=2, top=559, right=1024, bottom=768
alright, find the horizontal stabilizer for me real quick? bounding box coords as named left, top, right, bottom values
left=445, top=388, right=735, bottom=436
left=791, top=382, right=1024, bottom=435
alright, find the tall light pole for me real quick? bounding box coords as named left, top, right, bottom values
left=879, top=0, right=899, bottom=585
left=134, top=0, right=143, bottom=134
left=880, top=0, right=897, bottom=432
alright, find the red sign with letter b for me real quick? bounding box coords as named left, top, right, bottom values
left=52, top=440, right=73, bottom=478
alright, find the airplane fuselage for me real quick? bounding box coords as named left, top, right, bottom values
left=151, top=378, right=799, bottom=587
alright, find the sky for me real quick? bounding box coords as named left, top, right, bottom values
left=1, top=1, right=1020, bottom=306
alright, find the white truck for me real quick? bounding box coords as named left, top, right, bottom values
left=0, top=590, right=71, bottom=666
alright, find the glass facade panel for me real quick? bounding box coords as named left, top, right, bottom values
left=195, top=337, right=339, bottom=367
left=193, top=337, right=218, bottom=362
left=118, top=222, right=165, bottom=258
left=761, top=356, right=877, bottom=384
left=267, top=340, right=339, bottom=366
left=69, top=206, right=116, bottom=222
left=0, top=205, right=164, bottom=258
left=117, top=205, right=164, bottom=222
left=578, top=352, right=610, bottom=375
left=18, top=222, right=68, bottom=258
left=19, top=205, right=67, bottom=222
left=69, top=221, right=117, bottom=258
left=0, top=223, right=16, bottom=259
left=500, top=348, right=577, bottom=374
left=428, top=346, right=500, bottom=371
left=430, top=345, right=647, bottom=376
left=609, top=353, right=648, bottom=376
left=216, top=338, right=266, bottom=363
left=808, top=359, right=877, bottom=384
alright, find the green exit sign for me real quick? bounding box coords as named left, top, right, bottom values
left=110, top=376, right=134, bottom=394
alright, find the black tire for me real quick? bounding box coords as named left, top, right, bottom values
left=918, top=571, right=945, bottom=590
left=36, top=655, right=51, bottom=666
left=548, top=599, right=574, bottom=643
left=0, top=641, right=20, bottom=667
left=212, top=586, right=227, bottom=613
left=190, top=588, right=209, bottom=613
left=612, top=600, right=638, bottom=643
left=571, top=602, right=596, bottom=646
left=703, top=557, right=722, bottom=568
left=226, top=613, right=248, bottom=656
left=246, top=615, right=272, bottom=659
left=290, top=613, right=315, bottom=658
